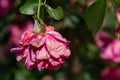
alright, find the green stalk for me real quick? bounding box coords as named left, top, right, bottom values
left=44, top=0, right=46, bottom=4
left=37, top=0, right=41, bottom=19
left=117, top=34, right=120, bottom=40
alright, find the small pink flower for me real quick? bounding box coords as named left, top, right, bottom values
left=10, top=24, right=71, bottom=70
left=9, top=21, right=33, bottom=45
left=0, top=0, right=16, bottom=17
left=101, top=66, right=120, bottom=80
left=95, top=31, right=120, bottom=63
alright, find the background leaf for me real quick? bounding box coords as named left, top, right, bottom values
left=109, top=0, right=120, bottom=8
left=85, top=0, right=106, bottom=34
left=19, top=0, right=38, bottom=15
left=45, top=5, right=64, bottom=20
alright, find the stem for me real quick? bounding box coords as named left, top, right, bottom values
left=37, top=0, right=41, bottom=19
left=44, top=0, right=46, bottom=4
left=117, top=34, right=120, bottom=40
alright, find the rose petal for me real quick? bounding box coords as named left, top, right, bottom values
left=36, top=46, right=49, bottom=60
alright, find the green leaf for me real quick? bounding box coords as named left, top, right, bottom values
left=85, top=0, right=106, bottom=34
left=19, top=0, right=38, bottom=15
left=45, top=5, right=64, bottom=20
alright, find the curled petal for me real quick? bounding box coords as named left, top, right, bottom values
left=37, top=61, right=44, bottom=71
left=10, top=47, right=23, bottom=53
left=46, top=26, right=55, bottom=31
left=10, top=47, right=24, bottom=61
left=30, top=35, right=45, bottom=48
left=46, top=37, right=60, bottom=58
left=16, top=56, right=23, bottom=61
left=20, top=31, right=36, bottom=45
left=24, top=48, right=34, bottom=69
left=47, top=31, right=69, bottom=44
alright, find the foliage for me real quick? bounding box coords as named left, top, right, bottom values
left=85, top=0, right=106, bottom=34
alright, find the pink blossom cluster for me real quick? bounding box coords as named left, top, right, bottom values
left=11, top=24, right=71, bottom=70
left=95, top=31, right=120, bottom=63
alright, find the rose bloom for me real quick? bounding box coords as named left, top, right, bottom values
left=101, top=66, right=120, bottom=80
left=95, top=31, right=120, bottom=63
left=11, top=24, right=71, bottom=70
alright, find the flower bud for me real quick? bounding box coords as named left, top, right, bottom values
left=33, top=20, right=45, bottom=34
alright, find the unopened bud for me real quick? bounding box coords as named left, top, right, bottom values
left=33, top=20, right=45, bottom=34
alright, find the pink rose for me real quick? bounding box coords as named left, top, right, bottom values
left=101, top=66, right=120, bottom=80
left=95, top=31, right=120, bottom=63
left=10, top=24, right=71, bottom=70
